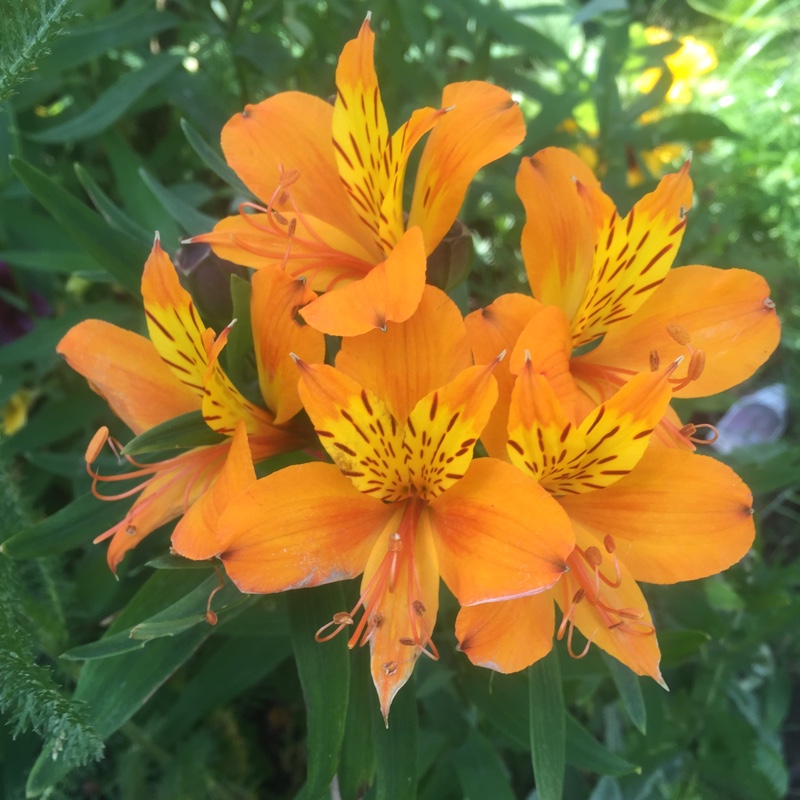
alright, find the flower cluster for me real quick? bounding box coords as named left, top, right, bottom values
left=59, top=19, right=780, bottom=720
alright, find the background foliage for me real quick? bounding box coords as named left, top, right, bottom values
left=0, top=0, right=798, bottom=798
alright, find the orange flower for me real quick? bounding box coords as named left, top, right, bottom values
left=456, top=318, right=756, bottom=681
left=214, top=288, right=574, bottom=719
left=57, top=238, right=323, bottom=572
left=469, top=147, right=780, bottom=455
left=191, top=17, right=524, bottom=336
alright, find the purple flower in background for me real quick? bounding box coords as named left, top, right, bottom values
left=0, top=262, right=52, bottom=345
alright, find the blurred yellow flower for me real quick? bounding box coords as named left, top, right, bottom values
left=2, top=389, right=33, bottom=436
left=637, top=26, right=718, bottom=105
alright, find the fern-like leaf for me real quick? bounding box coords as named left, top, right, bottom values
left=0, top=0, right=76, bottom=100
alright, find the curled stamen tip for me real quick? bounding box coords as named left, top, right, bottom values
left=85, top=427, right=110, bottom=465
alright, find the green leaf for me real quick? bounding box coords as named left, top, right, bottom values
left=371, top=672, right=418, bottom=800
left=529, top=649, right=565, bottom=800
left=224, top=274, right=257, bottom=395
left=565, top=715, right=638, bottom=777
left=0, top=249, right=100, bottom=274
left=1, top=491, right=122, bottom=559
left=9, top=156, right=146, bottom=293
left=138, top=167, right=217, bottom=235
left=146, top=554, right=216, bottom=570
left=40, top=7, right=179, bottom=73
left=603, top=654, right=646, bottom=734
left=155, top=629, right=291, bottom=741
left=122, top=411, right=226, bottom=456
left=29, top=54, right=182, bottom=143
left=454, top=730, right=515, bottom=800
left=338, top=651, right=376, bottom=800
left=74, top=163, right=152, bottom=245
left=633, top=113, right=739, bottom=150
left=573, top=0, right=626, bottom=24
left=589, top=776, right=624, bottom=800
left=658, top=629, right=711, bottom=667
left=26, top=571, right=215, bottom=795
left=180, top=118, right=251, bottom=196
left=288, top=584, right=350, bottom=800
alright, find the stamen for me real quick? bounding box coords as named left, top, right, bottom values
left=649, top=350, right=660, bottom=371
left=85, top=427, right=110, bottom=464
left=666, top=322, right=691, bottom=346
left=679, top=422, right=719, bottom=445
left=603, top=535, right=616, bottom=554
left=584, top=546, right=602, bottom=567
left=315, top=611, right=355, bottom=642
left=686, top=349, right=706, bottom=382
left=205, top=566, right=225, bottom=625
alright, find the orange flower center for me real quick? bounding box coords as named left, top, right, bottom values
left=85, top=426, right=227, bottom=544
left=556, top=534, right=654, bottom=659
left=315, top=494, right=439, bottom=668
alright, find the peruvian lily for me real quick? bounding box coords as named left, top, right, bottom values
left=213, top=287, right=574, bottom=719
left=191, top=17, right=525, bottom=336
left=57, top=238, right=323, bottom=572
left=455, top=310, right=756, bottom=680
left=467, top=147, right=780, bottom=456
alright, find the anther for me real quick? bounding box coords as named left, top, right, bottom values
left=572, top=588, right=585, bottom=605
left=584, top=546, right=602, bottom=567
left=399, top=637, right=416, bottom=646
left=666, top=322, right=691, bottom=346
left=686, top=349, right=706, bottom=382
left=649, top=350, right=660, bottom=371
left=412, top=600, right=426, bottom=617
left=205, top=566, right=225, bottom=626
left=85, top=427, right=110, bottom=465
left=125, top=524, right=136, bottom=536
left=382, top=661, right=398, bottom=676
left=273, top=210, right=288, bottom=225
left=617, top=607, right=645, bottom=620
left=603, top=535, right=616, bottom=554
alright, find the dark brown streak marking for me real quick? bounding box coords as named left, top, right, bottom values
left=586, top=425, right=620, bottom=454
left=632, top=428, right=654, bottom=440
left=429, top=392, right=439, bottom=421
left=340, top=410, right=370, bottom=443
left=332, top=138, right=354, bottom=170
left=360, top=390, right=373, bottom=416
left=640, top=244, right=673, bottom=275
left=584, top=406, right=605, bottom=435
left=334, top=442, right=358, bottom=456
left=145, top=310, right=174, bottom=341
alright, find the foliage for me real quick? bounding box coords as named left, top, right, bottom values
left=0, top=0, right=797, bottom=798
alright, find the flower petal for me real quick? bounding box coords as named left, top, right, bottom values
left=456, top=593, right=554, bottom=674
left=517, top=149, right=601, bottom=322
left=103, top=445, right=227, bottom=573
left=574, top=266, right=781, bottom=398
left=570, top=161, right=693, bottom=346
left=196, top=211, right=375, bottom=288
left=559, top=449, right=755, bottom=584
left=221, top=91, right=373, bottom=253
left=405, top=361, right=499, bottom=500
left=218, top=462, right=395, bottom=593
left=299, top=226, right=427, bottom=336
left=251, top=266, right=326, bottom=424
left=57, top=320, right=199, bottom=435
left=367, top=511, right=440, bottom=721
left=428, top=458, right=572, bottom=606
left=337, top=285, right=472, bottom=422
left=465, top=293, right=542, bottom=458
left=171, top=422, right=256, bottom=561
left=409, top=82, right=525, bottom=253
left=559, top=528, right=663, bottom=685
left=141, top=238, right=212, bottom=400
left=296, top=361, right=405, bottom=500
left=508, top=359, right=674, bottom=494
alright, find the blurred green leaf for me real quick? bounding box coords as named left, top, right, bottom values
left=573, top=0, right=626, bottom=25
left=565, top=715, right=638, bottom=777
left=9, top=156, right=146, bottom=293
left=26, top=571, right=215, bottom=794
left=634, top=113, right=739, bottom=150
left=288, top=584, right=350, bottom=800
left=338, top=651, right=376, bottom=800
left=371, top=672, right=418, bottom=800
left=454, top=730, right=515, bottom=800
left=1, top=491, right=123, bottom=560
left=138, top=168, right=217, bottom=235
left=74, top=163, right=152, bottom=245
left=659, top=629, right=712, bottom=667
left=122, top=411, right=226, bottom=456
left=529, top=650, right=565, bottom=800
left=603, top=654, right=647, bottom=734
left=0, top=249, right=100, bottom=274
left=180, top=118, right=251, bottom=196
left=39, top=6, right=179, bottom=73
left=29, top=54, right=182, bottom=144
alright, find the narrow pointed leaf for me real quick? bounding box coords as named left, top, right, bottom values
left=338, top=651, right=376, bottom=800
left=1, top=492, right=125, bottom=559
left=75, top=163, right=152, bottom=245
left=370, top=673, right=418, bottom=800
left=30, top=55, right=181, bottom=143
left=288, top=584, right=350, bottom=800
left=138, top=167, right=217, bottom=234
left=180, top=118, right=251, bottom=195
left=603, top=653, right=647, bottom=734
left=9, top=157, right=146, bottom=293
left=529, top=649, right=565, bottom=800
left=122, top=411, right=226, bottom=455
